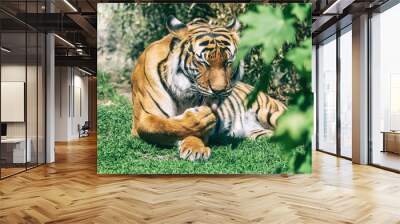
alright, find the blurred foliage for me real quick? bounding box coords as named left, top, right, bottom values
left=237, top=4, right=312, bottom=173
left=97, top=71, right=115, bottom=101
left=98, top=71, right=130, bottom=104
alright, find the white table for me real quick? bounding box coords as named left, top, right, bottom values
left=1, top=138, right=31, bottom=163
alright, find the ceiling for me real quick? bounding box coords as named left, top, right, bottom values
left=312, top=0, right=390, bottom=43
left=0, top=0, right=98, bottom=74
left=1, top=0, right=394, bottom=74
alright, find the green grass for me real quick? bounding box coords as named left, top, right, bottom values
left=97, top=98, right=292, bottom=174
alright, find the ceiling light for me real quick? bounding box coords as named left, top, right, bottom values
left=78, top=67, right=92, bottom=76
left=322, top=0, right=354, bottom=15
left=1, top=47, right=11, bottom=53
left=63, top=0, right=78, bottom=12
left=54, top=34, right=75, bottom=48
left=323, top=0, right=341, bottom=14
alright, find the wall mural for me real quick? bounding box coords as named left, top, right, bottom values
left=97, top=3, right=312, bottom=174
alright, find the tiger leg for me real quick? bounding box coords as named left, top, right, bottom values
left=135, top=106, right=216, bottom=148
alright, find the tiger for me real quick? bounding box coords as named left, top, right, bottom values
left=131, top=16, right=286, bottom=161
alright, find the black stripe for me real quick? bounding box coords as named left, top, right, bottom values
left=233, top=89, right=247, bottom=107
left=234, top=86, right=249, bottom=98
left=216, top=47, right=229, bottom=52
left=184, top=53, right=190, bottom=71
left=146, top=89, right=170, bottom=118
left=256, top=93, right=265, bottom=114
left=264, top=94, right=271, bottom=104
left=227, top=95, right=243, bottom=127
left=190, top=25, right=209, bottom=29
left=225, top=98, right=236, bottom=121
left=139, top=101, right=150, bottom=114
left=201, top=47, right=215, bottom=53
left=136, top=86, right=146, bottom=98
left=143, top=67, right=157, bottom=92
left=191, top=30, right=209, bottom=35
left=266, top=110, right=273, bottom=128
left=264, top=100, right=273, bottom=128
left=170, top=37, right=179, bottom=50
left=212, top=28, right=229, bottom=32
left=216, top=40, right=231, bottom=46
left=142, top=50, right=161, bottom=94
left=157, top=57, right=176, bottom=102
left=195, top=33, right=231, bottom=41
left=199, top=40, right=210, bottom=46
left=252, top=131, right=266, bottom=139
left=155, top=37, right=182, bottom=100
left=231, top=91, right=245, bottom=115
left=221, top=105, right=229, bottom=121
left=252, top=129, right=266, bottom=134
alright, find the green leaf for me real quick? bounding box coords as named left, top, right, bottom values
left=272, top=106, right=313, bottom=149
left=239, top=5, right=296, bottom=64
left=291, top=4, right=311, bottom=22
left=286, top=38, right=312, bottom=73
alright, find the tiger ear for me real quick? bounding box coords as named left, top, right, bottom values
left=226, top=18, right=240, bottom=32
left=166, top=16, right=187, bottom=38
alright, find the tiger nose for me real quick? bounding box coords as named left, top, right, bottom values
left=210, top=84, right=226, bottom=95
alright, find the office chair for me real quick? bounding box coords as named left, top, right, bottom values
left=79, top=121, right=90, bottom=138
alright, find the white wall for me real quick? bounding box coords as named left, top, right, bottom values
left=55, top=67, right=89, bottom=141
left=1, top=63, right=46, bottom=164
left=1, top=65, right=37, bottom=138
left=55, top=66, right=69, bottom=141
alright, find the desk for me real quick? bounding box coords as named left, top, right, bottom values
left=382, top=131, right=400, bottom=154
left=1, top=138, right=31, bottom=163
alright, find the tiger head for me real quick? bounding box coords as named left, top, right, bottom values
left=166, top=16, right=242, bottom=108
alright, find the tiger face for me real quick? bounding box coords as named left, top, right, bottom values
left=166, top=16, right=242, bottom=109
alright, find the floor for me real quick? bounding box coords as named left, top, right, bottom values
left=0, top=136, right=400, bottom=223
left=1, top=163, right=43, bottom=178
left=372, top=150, right=400, bottom=171
left=0, top=167, right=25, bottom=178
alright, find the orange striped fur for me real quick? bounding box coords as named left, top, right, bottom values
left=130, top=16, right=286, bottom=161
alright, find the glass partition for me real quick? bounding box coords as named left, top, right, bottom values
left=339, top=26, right=352, bottom=158
left=1, top=31, right=28, bottom=177
left=27, top=31, right=38, bottom=169
left=370, top=4, right=400, bottom=171
left=317, top=35, right=337, bottom=154
left=0, top=1, right=46, bottom=179
left=38, top=32, right=45, bottom=165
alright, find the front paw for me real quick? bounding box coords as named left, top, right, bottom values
left=181, top=106, right=216, bottom=137
left=178, top=136, right=211, bottom=161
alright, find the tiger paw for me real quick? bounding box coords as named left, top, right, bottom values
left=178, top=136, right=211, bottom=161
left=180, top=106, right=216, bottom=137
